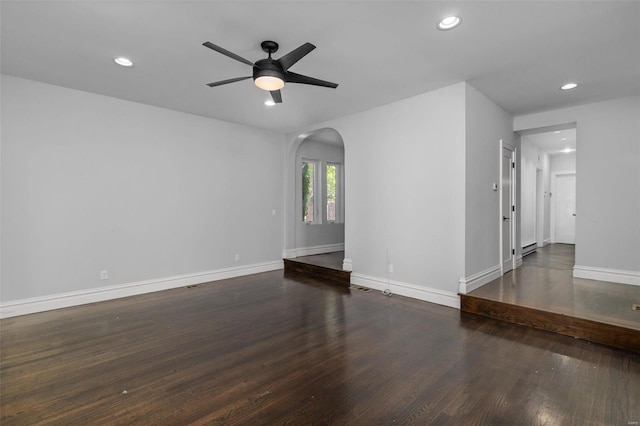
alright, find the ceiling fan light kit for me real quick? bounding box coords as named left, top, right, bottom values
left=253, top=41, right=285, bottom=91
left=203, top=40, right=338, bottom=104
left=254, top=75, right=285, bottom=91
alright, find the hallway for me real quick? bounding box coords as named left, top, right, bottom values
left=461, top=244, right=640, bottom=353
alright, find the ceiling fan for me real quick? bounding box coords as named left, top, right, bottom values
left=203, top=40, right=338, bottom=104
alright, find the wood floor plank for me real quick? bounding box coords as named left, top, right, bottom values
left=2, top=270, right=639, bottom=425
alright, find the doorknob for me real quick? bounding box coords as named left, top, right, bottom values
left=503, top=216, right=509, bottom=221
left=572, top=213, right=576, bottom=216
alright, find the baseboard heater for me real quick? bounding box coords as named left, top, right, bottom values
left=522, top=242, right=537, bottom=257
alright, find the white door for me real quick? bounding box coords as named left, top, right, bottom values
left=555, top=173, right=576, bottom=244
left=501, top=146, right=515, bottom=273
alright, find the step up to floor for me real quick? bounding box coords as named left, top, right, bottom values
left=460, top=294, right=640, bottom=354
left=283, top=259, right=351, bottom=288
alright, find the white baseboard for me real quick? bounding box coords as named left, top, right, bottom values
left=282, top=243, right=344, bottom=259
left=458, top=264, right=502, bottom=294
left=0, top=261, right=284, bottom=319
left=350, top=273, right=460, bottom=309
left=516, top=255, right=523, bottom=268
left=573, top=265, right=640, bottom=286
left=539, top=238, right=551, bottom=247
left=342, top=258, right=353, bottom=272
left=282, top=249, right=296, bottom=259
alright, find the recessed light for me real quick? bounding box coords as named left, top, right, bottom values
left=561, top=138, right=568, bottom=141
left=114, top=57, right=134, bottom=67
left=560, top=82, right=578, bottom=90
left=264, top=99, right=276, bottom=106
left=562, top=148, right=574, bottom=153
left=437, top=15, right=461, bottom=31
left=554, top=131, right=561, bottom=134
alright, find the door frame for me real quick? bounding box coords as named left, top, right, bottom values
left=500, top=139, right=517, bottom=275
left=550, top=170, right=576, bottom=243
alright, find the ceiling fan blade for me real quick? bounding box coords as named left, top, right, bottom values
left=277, top=42, right=316, bottom=70
left=206, top=76, right=251, bottom=87
left=270, top=90, right=282, bottom=104
left=285, top=71, right=338, bottom=88
left=203, top=42, right=255, bottom=67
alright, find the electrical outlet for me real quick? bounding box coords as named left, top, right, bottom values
left=388, top=264, right=393, bottom=273
left=100, top=270, right=108, bottom=280
left=272, top=209, right=276, bottom=216
left=235, top=254, right=240, bottom=261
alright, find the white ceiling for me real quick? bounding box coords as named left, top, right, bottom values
left=2, top=1, right=639, bottom=134
left=522, top=128, right=576, bottom=156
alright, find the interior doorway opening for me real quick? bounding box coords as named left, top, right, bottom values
left=517, top=123, right=577, bottom=260
left=284, top=128, right=346, bottom=266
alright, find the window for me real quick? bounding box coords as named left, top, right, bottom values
left=326, top=164, right=337, bottom=222
left=302, top=161, right=316, bottom=223
left=302, top=160, right=342, bottom=224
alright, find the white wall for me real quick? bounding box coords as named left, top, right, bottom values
left=515, top=96, right=640, bottom=283
left=294, top=139, right=345, bottom=251
left=1, top=75, right=286, bottom=304
left=284, top=83, right=516, bottom=304
left=464, top=84, right=514, bottom=278
left=519, top=140, right=537, bottom=246
left=550, top=152, right=576, bottom=172
left=520, top=138, right=550, bottom=247
left=287, top=83, right=467, bottom=307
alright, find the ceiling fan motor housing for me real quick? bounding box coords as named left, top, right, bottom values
left=253, top=59, right=285, bottom=83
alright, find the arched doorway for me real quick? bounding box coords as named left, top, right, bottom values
left=284, top=128, right=346, bottom=268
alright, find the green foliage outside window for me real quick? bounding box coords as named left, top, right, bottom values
left=326, top=165, right=336, bottom=221
left=302, top=162, right=314, bottom=222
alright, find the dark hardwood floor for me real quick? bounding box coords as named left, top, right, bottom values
left=2, top=269, right=639, bottom=424
left=461, top=244, right=640, bottom=353
left=289, top=251, right=345, bottom=270
left=284, top=251, right=350, bottom=287
left=520, top=243, right=575, bottom=271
